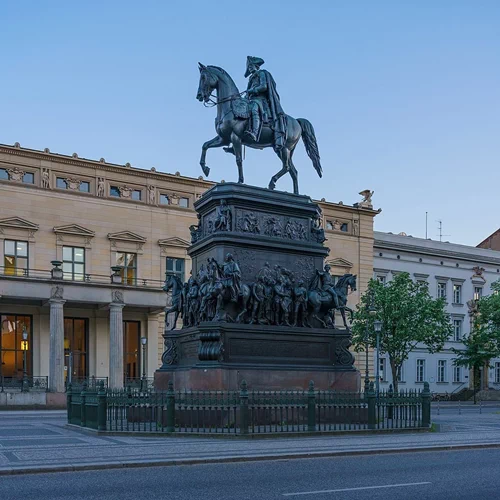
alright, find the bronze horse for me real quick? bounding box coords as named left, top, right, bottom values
left=308, top=274, right=357, bottom=329
left=163, top=274, right=184, bottom=331
left=196, top=64, right=322, bottom=195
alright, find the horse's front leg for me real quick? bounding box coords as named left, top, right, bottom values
left=200, top=135, right=227, bottom=177
left=230, top=133, right=244, bottom=183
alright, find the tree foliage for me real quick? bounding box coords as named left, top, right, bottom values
left=453, top=280, right=500, bottom=374
left=352, top=272, right=452, bottom=392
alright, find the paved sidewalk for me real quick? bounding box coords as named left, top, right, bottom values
left=1, top=408, right=500, bottom=475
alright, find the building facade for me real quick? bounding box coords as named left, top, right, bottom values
left=374, top=231, right=500, bottom=394
left=0, top=142, right=378, bottom=395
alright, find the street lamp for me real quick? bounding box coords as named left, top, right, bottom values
left=374, top=319, right=383, bottom=397
left=141, top=336, right=147, bottom=391
left=21, top=327, right=29, bottom=392
left=365, top=294, right=377, bottom=393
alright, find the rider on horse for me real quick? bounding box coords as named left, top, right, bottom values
left=312, top=264, right=339, bottom=307
left=245, top=56, right=287, bottom=151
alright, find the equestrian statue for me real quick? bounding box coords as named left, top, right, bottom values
left=196, top=56, right=322, bottom=195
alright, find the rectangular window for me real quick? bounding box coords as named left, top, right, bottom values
left=116, top=252, right=137, bottom=285
left=123, top=320, right=140, bottom=381
left=4, top=240, right=28, bottom=276
left=110, top=186, right=120, bottom=197
left=179, top=197, right=189, bottom=208
left=437, top=360, right=447, bottom=383
left=131, top=190, right=142, bottom=201
left=495, top=362, right=500, bottom=384
left=23, top=172, right=34, bottom=184
left=326, top=221, right=333, bottom=230
left=416, top=359, right=425, bottom=383
left=376, top=275, right=386, bottom=285
left=0, top=168, right=8, bottom=180
left=62, top=246, right=85, bottom=281
left=453, top=365, right=462, bottom=383
left=0, top=314, right=32, bottom=378
left=397, top=363, right=405, bottom=383
left=453, top=284, right=462, bottom=304
left=437, top=282, right=447, bottom=299
left=340, top=223, right=348, bottom=232
left=474, top=287, right=483, bottom=301
left=166, top=257, right=185, bottom=282
left=379, top=358, right=386, bottom=382
left=160, top=194, right=169, bottom=205
left=79, top=181, right=90, bottom=193
left=453, top=319, right=462, bottom=341
left=56, top=177, right=67, bottom=189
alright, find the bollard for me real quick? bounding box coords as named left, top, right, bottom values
left=165, top=380, right=175, bottom=433
left=239, top=380, right=249, bottom=435
left=308, top=381, right=316, bottom=432
left=97, top=380, right=107, bottom=431
left=80, top=381, right=88, bottom=428
left=367, top=382, right=376, bottom=429
left=458, top=400, right=461, bottom=415
left=480, top=399, right=482, bottom=414
left=421, top=382, right=431, bottom=428
left=66, top=383, right=72, bottom=423
left=437, top=399, right=440, bottom=416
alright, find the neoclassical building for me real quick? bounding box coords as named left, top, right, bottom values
left=373, top=231, right=500, bottom=394
left=0, top=142, right=378, bottom=396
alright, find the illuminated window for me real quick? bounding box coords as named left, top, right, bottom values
left=4, top=240, right=28, bottom=276
left=116, top=252, right=137, bottom=285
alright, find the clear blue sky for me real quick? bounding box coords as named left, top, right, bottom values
left=2, top=1, right=499, bottom=246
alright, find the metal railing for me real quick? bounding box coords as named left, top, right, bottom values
left=0, top=266, right=165, bottom=289
left=67, top=380, right=431, bottom=434
left=69, top=377, right=109, bottom=392
left=0, top=376, right=48, bottom=392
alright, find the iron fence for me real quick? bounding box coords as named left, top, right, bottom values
left=0, top=376, right=48, bottom=392
left=67, top=380, right=431, bottom=434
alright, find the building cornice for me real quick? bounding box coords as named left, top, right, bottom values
left=0, top=144, right=214, bottom=190
left=374, top=238, right=500, bottom=266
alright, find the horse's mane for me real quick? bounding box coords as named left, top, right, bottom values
left=207, top=65, right=230, bottom=77
left=335, top=274, right=353, bottom=289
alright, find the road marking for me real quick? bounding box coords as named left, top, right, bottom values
left=282, top=481, right=432, bottom=496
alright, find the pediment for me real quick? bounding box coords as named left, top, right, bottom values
left=0, top=217, right=39, bottom=231
left=326, top=257, right=353, bottom=268
left=107, top=231, right=147, bottom=243
left=158, top=237, right=190, bottom=248
left=53, top=224, right=95, bottom=237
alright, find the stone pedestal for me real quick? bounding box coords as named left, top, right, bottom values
left=157, top=183, right=360, bottom=392
left=49, top=298, right=65, bottom=393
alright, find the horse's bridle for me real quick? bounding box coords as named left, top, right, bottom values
left=200, top=68, right=247, bottom=107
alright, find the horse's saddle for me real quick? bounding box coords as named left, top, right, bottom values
left=231, top=98, right=252, bottom=119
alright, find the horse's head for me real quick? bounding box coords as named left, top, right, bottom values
left=196, top=62, right=217, bottom=103
left=164, top=274, right=181, bottom=292
left=348, top=274, right=357, bottom=292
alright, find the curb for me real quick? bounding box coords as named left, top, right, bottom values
left=2, top=442, right=500, bottom=476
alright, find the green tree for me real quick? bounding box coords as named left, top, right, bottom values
left=352, top=272, right=452, bottom=392
left=453, top=280, right=500, bottom=399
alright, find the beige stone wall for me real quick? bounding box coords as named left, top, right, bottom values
left=0, top=144, right=379, bottom=379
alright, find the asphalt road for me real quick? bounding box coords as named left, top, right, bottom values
left=1, top=448, right=500, bottom=500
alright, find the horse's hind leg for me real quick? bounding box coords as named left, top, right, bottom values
left=289, top=147, right=299, bottom=195
left=269, top=147, right=290, bottom=191
left=231, top=133, right=244, bottom=183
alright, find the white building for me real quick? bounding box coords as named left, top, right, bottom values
left=373, top=231, right=500, bottom=395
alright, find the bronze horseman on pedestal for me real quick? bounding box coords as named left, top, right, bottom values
left=196, top=57, right=323, bottom=195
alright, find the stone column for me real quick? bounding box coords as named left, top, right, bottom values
left=109, top=302, right=125, bottom=389
left=49, top=298, right=65, bottom=393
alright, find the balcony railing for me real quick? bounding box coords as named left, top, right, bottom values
left=0, top=266, right=165, bottom=290
left=0, top=376, right=48, bottom=392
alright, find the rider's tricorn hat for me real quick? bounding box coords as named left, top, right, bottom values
left=245, top=56, right=265, bottom=77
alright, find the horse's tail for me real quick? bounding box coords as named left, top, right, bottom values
left=297, top=118, right=322, bottom=178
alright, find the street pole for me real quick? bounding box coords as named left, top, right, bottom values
left=376, top=330, right=380, bottom=398
left=140, top=337, right=147, bottom=391
left=364, top=325, right=370, bottom=393
left=21, top=327, right=28, bottom=392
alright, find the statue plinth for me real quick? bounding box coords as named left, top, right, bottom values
left=156, top=183, right=360, bottom=391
